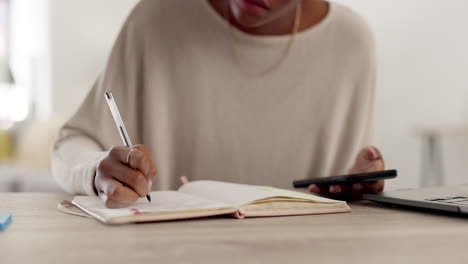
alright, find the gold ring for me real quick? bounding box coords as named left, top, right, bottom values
left=126, top=148, right=136, bottom=165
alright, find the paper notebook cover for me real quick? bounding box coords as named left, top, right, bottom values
left=72, top=191, right=237, bottom=224
left=70, top=181, right=351, bottom=224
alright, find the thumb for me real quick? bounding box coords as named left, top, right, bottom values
left=366, top=146, right=378, bottom=160
left=362, top=146, right=382, bottom=161
left=350, top=146, right=385, bottom=174
left=365, top=146, right=385, bottom=170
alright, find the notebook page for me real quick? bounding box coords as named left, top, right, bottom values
left=178, top=181, right=339, bottom=207
left=258, top=187, right=340, bottom=203
left=73, top=191, right=233, bottom=219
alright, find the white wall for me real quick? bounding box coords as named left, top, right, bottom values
left=10, top=0, right=139, bottom=119
left=49, top=0, right=139, bottom=117
left=10, top=0, right=51, bottom=119
left=335, top=0, right=468, bottom=189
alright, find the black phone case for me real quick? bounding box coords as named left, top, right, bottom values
left=293, top=170, right=397, bottom=188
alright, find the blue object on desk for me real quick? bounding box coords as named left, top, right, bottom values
left=0, top=213, right=12, bottom=230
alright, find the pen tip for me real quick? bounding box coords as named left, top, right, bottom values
left=147, top=194, right=151, bottom=203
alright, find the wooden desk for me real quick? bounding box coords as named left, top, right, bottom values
left=1, top=193, right=468, bottom=264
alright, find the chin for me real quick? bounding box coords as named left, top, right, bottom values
left=235, top=15, right=268, bottom=28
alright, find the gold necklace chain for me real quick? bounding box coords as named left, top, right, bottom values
left=228, top=2, right=302, bottom=75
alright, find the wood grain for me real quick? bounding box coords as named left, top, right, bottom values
left=1, top=193, right=468, bottom=264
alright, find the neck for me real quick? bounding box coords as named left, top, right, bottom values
left=207, top=0, right=329, bottom=36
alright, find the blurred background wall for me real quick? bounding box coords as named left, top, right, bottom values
left=1, top=0, right=138, bottom=191
left=10, top=0, right=139, bottom=119
left=1, top=0, right=467, bottom=192
left=335, top=0, right=468, bottom=189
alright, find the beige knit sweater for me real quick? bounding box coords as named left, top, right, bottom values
left=52, top=0, right=376, bottom=196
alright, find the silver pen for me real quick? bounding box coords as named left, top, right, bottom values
left=105, top=92, right=152, bottom=202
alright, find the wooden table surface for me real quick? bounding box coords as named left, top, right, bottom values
left=1, top=193, right=468, bottom=264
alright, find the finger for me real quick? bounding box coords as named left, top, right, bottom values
left=107, top=161, right=149, bottom=197
left=132, top=145, right=157, bottom=181
left=96, top=177, right=140, bottom=205
left=329, top=184, right=355, bottom=196
left=127, top=148, right=151, bottom=179
left=365, top=146, right=378, bottom=160
left=359, top=146, right=380, bottom=161
left=332, top=181, right=384, bottom=195
left=331, top=184, right=370, bottom=200
left=329, top=185, right=340, bottom=194
left=372, top=146, right=385, bottom=168
left=363, top=180, right=385, bottom=194
left=98, top=192, right=130, bottom=209
left=308, top=184, right=329, bottom=194
left=352, top=183, right=363, bottom=191
left=367, top=146, right=385, bottom=168
left=133, top=144, right=153, bottom=160
left=97, top=156, right=149, bottom=197
left=129, top=145, right=153, bottom=181
left=109, top=146, right=135, bottom=164
left=350, top=146, right=385, bottom=174
left=308, top=184, right=320, bottom=193
left=108, top=146, right=150, bottom=176
left=109, top=146, right=153, bottom=182
left=370, top=146, right=383, bottom=160
left=329, top=184, right=353, bottom=195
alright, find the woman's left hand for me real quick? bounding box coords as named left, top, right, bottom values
left=308, top=146, right=385, bottom=199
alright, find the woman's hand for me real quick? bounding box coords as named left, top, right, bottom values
left=95, top=144, right=157, bottom=208
left=308, top=146, right=385, bottom=199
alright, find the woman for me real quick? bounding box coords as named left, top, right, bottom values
left=52, top=0, right=384, bottom=208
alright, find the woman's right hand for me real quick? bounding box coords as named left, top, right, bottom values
left=95, top=144, right=157, bottom=208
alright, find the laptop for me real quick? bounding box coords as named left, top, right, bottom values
left=363, top=184, right=468, bottom=215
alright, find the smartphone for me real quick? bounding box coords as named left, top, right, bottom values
left=293, top=169, right=398, bottom=188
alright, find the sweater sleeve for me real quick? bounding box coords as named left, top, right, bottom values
left=51, top=15, right=144, bottom=196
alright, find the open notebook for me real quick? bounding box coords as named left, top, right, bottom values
left=70, top=181, right=351, bottom=224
